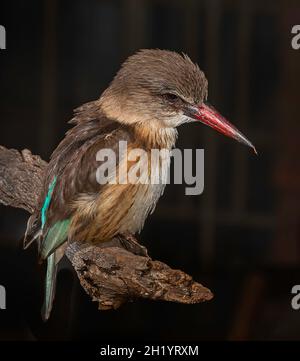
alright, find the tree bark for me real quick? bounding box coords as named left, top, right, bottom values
left=0, top=146, right=213, bottom=310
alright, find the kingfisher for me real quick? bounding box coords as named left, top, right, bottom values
left=24, top=49, right=256, bottom=321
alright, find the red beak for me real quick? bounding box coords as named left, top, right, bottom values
left=187, top=103, right=257, bottom=154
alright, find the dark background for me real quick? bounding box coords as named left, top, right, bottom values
left=0, top=0, right=300, bottom=341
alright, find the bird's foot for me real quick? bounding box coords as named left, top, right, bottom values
left=116, top=234, right=148, bottom=257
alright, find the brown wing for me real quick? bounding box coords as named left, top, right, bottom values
left=25, top=100, right=133, bottom=247
left=45, top=105, right=133, bottom=228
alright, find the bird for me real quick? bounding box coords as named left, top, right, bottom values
left=24, top=49, right=256, bottom=321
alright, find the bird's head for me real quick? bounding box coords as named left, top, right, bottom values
left=100, top=49, right=256, bottom=152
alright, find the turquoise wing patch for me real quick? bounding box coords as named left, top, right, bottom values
left=41, top=176, right=57, bottom=229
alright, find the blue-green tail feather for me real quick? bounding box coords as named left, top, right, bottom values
left=41, top=220, right=70, bottom=260
left=34, top=176, right=71, bottom=321
left=40, top=220, right=70, bottom=321
left=42, top=253, right=57, bottom=321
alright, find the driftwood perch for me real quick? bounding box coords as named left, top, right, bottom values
left=0, top=146, right=213, bottom=310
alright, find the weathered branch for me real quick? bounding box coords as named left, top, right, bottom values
left=0, top=146, right=213, bottom=310
left=0, top=146, right=46, bottom=213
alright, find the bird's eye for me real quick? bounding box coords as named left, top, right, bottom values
left=163, top=93, right=179, bottom=103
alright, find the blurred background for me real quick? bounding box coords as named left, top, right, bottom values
left=0, top=0, right=300, bottom=341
